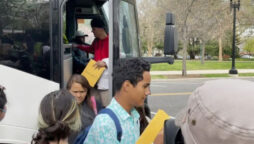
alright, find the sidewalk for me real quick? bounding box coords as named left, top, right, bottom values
left=151, top=69, right=254, bottom=75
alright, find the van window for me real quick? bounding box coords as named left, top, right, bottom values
left=102, top=1, right=109, bottom=21
left=0, top=1, right=51, bottom=80
left=119, top=1, right=140, bottom=58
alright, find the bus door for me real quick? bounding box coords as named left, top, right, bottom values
left=54, top=0, right=108, bottom=88
left=50, top=0, right=72, bottom=88
left=108, top=0, right=142, bottom=96
left=62, top=2, right=73, bottom=88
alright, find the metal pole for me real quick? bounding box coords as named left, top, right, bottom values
left=229, top=1, right=239, bottom=74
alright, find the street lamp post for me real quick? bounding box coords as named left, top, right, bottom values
left=229, top=0, right=240, bottom=75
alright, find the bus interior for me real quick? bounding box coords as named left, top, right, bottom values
left=62, top=0, right=109, bottom=87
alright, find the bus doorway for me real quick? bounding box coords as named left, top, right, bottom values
left=58, top=0, right=109, bottom=88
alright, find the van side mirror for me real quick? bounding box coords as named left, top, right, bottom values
left=164, top=13, right=178, bottom=55
left=142, top=13, right=176, bottom=64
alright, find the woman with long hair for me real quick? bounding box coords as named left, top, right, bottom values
left=31, top=89, right=81, bottom=144
left=66, top=74, right=102, bottom=143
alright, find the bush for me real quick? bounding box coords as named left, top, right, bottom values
left=223, top=54, right=230, bottom=60
left=211, top=56, right=218, bottom=60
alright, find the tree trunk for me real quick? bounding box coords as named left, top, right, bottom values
left=147, top=42, right=153, bottom=56
left=201, top=42, right=205, bottom=64
left=218, top=24, right=223, bottom=61
left=218, top=36, right=223, bottom=61
left=147, top=26, right=154, bottom=56
left=182, top=27, right=187, bottom=76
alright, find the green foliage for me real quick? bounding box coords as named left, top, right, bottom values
left=151, top=60, right=254, bottom=71
left=178, top=41, right=183, bottom=52
left=239, top=73, right=254, bottom=77
left=154, top=42, right=164, bottom=50
left=141, top=39, right=148, bottom=53
left=243, top=37, right=254, bottom=54
left=187, top=38, right=201, bottom=59
left=223, top=30, right=240, bottom=57
left=236, top=58, right=254, bottom=61
left=187, top=44, right=200, bottom=59
left=205, top=40, right=218, bottom=56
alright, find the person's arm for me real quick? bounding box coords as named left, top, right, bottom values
left=73, top=41, right=94, bottom=53
left=72, top=51, right=88, bottom=66
left=76, top=44, right=94, bottom=53
left=84, top=114, right=120, bottom=144
left=94, top=58, right=109, bottom=69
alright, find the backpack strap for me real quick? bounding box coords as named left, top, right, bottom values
left=99, top=108, right=122, bottom=142
left=74, top=125, right=91, bottom=144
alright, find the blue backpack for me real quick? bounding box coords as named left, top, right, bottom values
left=74, top=108, right=122, bottom=144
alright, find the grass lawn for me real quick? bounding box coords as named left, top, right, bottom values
left=151, top=60, right=254, bottom=71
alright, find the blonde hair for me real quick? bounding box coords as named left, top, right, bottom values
left=32, top=90, right=81, bottom=144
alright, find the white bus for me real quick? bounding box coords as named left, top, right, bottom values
left=0, top=0, right=177, bottom=143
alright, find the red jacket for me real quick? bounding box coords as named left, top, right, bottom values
left=77, top=35, right=109, bottom=61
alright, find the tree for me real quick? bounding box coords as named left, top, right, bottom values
left=206, top=40, right=219, bottom=57
left=156, top=0, right=201, bottom=76
left=138, top=0, right=164, bottom=56
left=138, top=0, right=254, bottom=72
left=243, top=37, right=254, bottom=54
left=187, top=37, right=200, bottom=59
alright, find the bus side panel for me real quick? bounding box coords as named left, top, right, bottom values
left=0, top=65, right=59, bottom=143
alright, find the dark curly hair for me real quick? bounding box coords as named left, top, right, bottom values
left=31, top=90, right=81, bottom=144
left=91, top=16, right=106, bottom=28
left=113, top=58, right=150, bottom=92
left=0, top=86, right=7, bottom=110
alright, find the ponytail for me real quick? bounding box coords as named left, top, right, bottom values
left=31, top=121, right=70, bottom=144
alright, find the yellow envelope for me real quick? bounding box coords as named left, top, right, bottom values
left=136, top=109, right=170, bottom=144
left=81, top=59, right=105, bottom=87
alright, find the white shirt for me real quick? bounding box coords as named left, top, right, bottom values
left=97, top=58, right=109, bottom=90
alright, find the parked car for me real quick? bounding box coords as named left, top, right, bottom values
left=176, top=55, right=190, bottom=60
left=241, top=54, right=254, bottom=59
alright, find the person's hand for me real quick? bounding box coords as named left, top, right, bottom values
left=154, top=129, right=164, bottom=144
left=94, top=61, right=107, bottom=69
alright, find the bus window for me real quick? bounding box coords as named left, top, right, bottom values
left=0, top=1, right=51, bottom=80
left=102, top=1, right=109, bottom=22
left=119, top=1, right=140, bottom=58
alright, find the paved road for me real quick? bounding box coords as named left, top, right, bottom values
left=151, top=69, right=254, bottom=75
left=148, top=77, right=254, bottom=117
